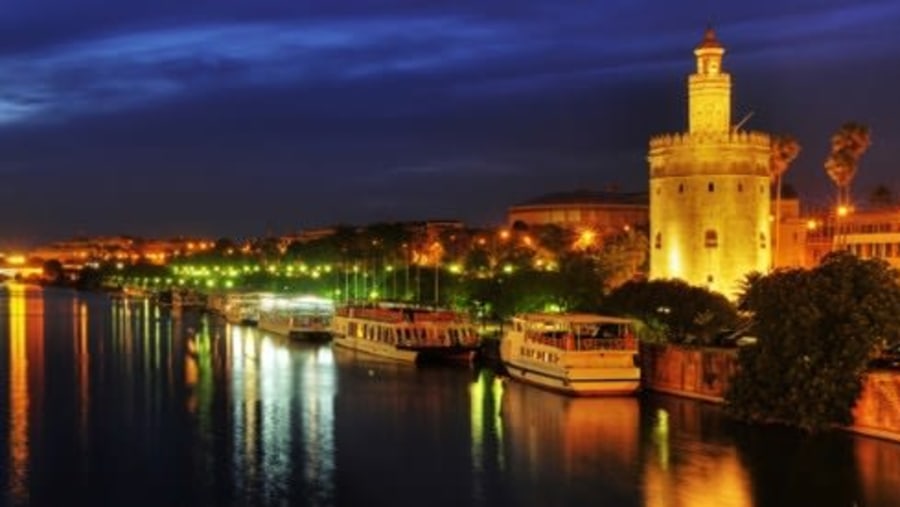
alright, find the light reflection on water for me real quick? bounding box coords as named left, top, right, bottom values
left=0, top=287, right=898, bottom=506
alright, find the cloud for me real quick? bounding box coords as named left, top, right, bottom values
left=0, top=17, right=527, bottom=127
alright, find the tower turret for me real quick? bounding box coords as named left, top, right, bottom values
left=688, top=27, right=731, bottom=134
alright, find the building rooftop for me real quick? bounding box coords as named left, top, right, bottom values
left=696, top=26, right=723, bottom=50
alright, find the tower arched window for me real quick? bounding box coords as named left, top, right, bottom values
left=759, top=233, right=767, bottom=249
left=654, top=232, right=662, bottom=249
left=708, top=182, right=715, bottom=192
left=738, top=183, right=743, bottom=192
left=705, top=229, right=718, bottom=248
left=678, top=183, right=684, bottom=194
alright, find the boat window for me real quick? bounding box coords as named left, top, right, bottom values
left=597, top=324, right=621, bottom=338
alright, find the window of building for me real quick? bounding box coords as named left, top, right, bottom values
left=887, top=244, right=894, bottom=257
left=705, top=229, right=718, bottom=248
left=708, top=182, right=715, bottom=192
left=759, top=233, right=767, bottom=249
left=707, top=275, right=714, bottom=284
left=738, top=183, right=743, bottom=192
left=678, top=183, right=684, bottom=194
left=654, top=232, right=662, bottom=249
left=760, top=185, right=765, bottom=194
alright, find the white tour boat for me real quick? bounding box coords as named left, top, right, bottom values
left=222, top=293, right=261, bottom=326
left=331, top=305, right=481, bottom=363
left=500, top=313, right=640, bottom=396
left=257, top=294, right=334, bottom=340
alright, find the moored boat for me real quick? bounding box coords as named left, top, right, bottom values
left=222, top=293, right=261, bottom=326
left=257, top=294, right=334, bottom=340
left=170, top=289, right=207, bottom=312
left=331, top=305, right=481, bottom=363
left=500, top=313, right=640, bottom=396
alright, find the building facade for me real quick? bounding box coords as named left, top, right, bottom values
left=649, top=28, right=772, bottom=296
left=507, top=190, right=648, bottom=236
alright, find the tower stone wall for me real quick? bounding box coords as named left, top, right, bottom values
left=649, top=29, right=772, bottom=296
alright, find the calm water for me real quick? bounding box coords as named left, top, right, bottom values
left=1, top=287, right=899, bottom=507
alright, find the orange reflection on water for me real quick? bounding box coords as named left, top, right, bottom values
left=643, top=400, right=753, bottom=507
left=501, top=380, right=640, bottom=504
left=8, top=284, right=29, bottom=502
left=7, top=285, right=44, bottom=504
left=855, top=434, right=900, bottom=507
left=76, top=301, right=90, bottom=445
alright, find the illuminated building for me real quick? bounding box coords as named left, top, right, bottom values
left=805, top=205, right=900, bottom=269
left=507, top=190, right=648, bottom=235
left=771, top=188, right=809, bottom=269
left=27, top=236, right=214, bottom=270
left=649, top=28, right=771, bottom=296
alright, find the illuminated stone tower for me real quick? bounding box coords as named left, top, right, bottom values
left=648, top=28, right=771, bottom=296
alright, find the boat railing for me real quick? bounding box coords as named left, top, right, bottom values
left=338, top=306, right=469, bottom=324
left=396, top=327, right=480, bottom=349
left=525, top=332, right=636, bottom=351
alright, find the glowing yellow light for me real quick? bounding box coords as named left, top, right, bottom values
left=574, top=229, right=597, bottom=250
left=499, top=230, right=510, bottom=241
left=502, top=264, right=514, bottom=274
left=667, top=248, right=682, bottom=278
left=6, top=255, right=26, bottom=265
left=837, top=205, right=850, bottom=217
left=806, top=220, right=818, bottom=231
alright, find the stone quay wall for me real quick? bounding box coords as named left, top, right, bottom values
left=639, top=342, right=900, bottom=442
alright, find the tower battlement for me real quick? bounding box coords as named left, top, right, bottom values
left=649, top=130, right=770, bottom=151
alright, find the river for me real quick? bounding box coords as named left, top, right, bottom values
left=1, top=286, right=898, bottom=506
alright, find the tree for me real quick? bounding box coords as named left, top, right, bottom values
left=825, top=122, right=871, bottom=210
left=42, top=259, right=65, bottom=286
left=727, top=251, right=900, bottom=432
left=770, top=135, right=801, bottom=263
left=595, top=230, right=649, bottom=290
left=602, top=279, right=738, bottom=344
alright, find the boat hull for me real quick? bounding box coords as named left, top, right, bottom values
left=502, top=359, right=639, bottom=396
left=259, top=319, right=332, bottom=341
left=332, top=334, right=419, bottom=362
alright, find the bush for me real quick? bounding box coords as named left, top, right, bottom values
left=726, top=251, right=900, bottom=432
left=602, top=279, right=738, bottom=345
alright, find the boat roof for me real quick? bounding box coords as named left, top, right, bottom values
left=513, top=313, right=633, bottom=325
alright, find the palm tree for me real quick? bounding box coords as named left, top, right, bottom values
left=825, top=122, right=871, bottom=210
left=825, top=122, right=871, bottom=248
left=770, top=135, right=801, bottom=265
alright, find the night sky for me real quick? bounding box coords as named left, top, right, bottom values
left=1, top=1, right=899, bottom=245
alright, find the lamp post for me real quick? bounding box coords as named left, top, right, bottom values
left=431, top=241, right=442, bottom=307
left=835, top=204, right=851, bottom=251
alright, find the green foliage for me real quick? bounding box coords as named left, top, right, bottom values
left=602, top=279, right=738, bottom=344
left=595, top=230, right=649, bottom=290
left=726, top=251, right=900, bottom=432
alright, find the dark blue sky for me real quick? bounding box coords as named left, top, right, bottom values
left=1, top=0, right=899, bottom=245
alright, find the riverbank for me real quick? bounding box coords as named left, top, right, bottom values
left=639, top=342, right=900, bottom=443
